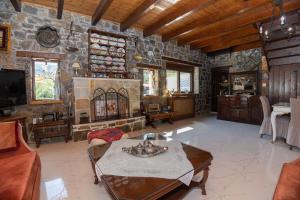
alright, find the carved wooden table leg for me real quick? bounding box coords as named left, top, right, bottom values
left=167, top=117, right=173, bottom=125
left=199, top=167, right=209, bottom=195
left=150, top=121, right=157, bottom=128
left=90, top=158, right=99, bottom=184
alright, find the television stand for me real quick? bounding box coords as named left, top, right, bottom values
left=0, top=115, right=28, bottom=142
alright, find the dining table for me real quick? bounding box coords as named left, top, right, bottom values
left=271, top=102, right=291, bottom=142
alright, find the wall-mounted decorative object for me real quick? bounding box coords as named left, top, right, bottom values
left=65, top=21, right=79, bottom=52
left=36, top=26, right=60, bottom=48
left=261, top=56, right=268, bottom=71
left=230, top=71, right=258, bottom=95
left=131, top=36, right=143, bottom=63
left=0, top=24, right=11, bottom=52
left=88, top=29, right=128, bottom=79
left=72, top=62, right=81, bottom=76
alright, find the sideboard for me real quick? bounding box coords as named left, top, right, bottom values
left=217, top=95, right=263, bottom=125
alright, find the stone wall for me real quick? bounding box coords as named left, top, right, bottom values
left=0, top=0, right=212, bottom=140
left=210, top=48, right=262, bottom=73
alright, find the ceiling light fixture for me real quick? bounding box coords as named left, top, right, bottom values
left=259, top=0, right=295, bottom=42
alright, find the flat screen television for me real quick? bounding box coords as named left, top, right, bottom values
left=0, top=69, right=27, bottom=108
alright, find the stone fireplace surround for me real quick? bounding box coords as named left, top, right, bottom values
left=73, top=77, right=141, bottom=124
left=72, top=77, right=144, bottom=141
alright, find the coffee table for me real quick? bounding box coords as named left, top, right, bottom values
left=88, top=134, right=213, bottom=200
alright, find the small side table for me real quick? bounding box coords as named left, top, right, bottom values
left=0, top=115, right=28, bottom=142
left=145, top=112, right=175, bottom=128
left=32, top=119, right=70, bottom=148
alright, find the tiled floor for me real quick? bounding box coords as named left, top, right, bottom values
left=35, top=115, right=300, bottom=200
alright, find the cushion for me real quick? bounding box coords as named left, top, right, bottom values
left=273, top=163, right=300, bottom=200
left=0, top=121, right=19, bottom=153
left=89, top=134, right=128, bottom=147
left=87, top=128, right=125, bottom=143
left=0, top=151, right=41, bottom=200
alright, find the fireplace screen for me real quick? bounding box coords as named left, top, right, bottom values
left=92, top=87, right=129, bottom=122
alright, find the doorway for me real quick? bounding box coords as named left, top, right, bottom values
left=211, top=66, right=230, bottom=112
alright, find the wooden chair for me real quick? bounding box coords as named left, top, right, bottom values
left=259, top=96, right=289, bottom=139
left=259, top=96, right=273, bottom=136
left=286, top=98, right=300, bottom=150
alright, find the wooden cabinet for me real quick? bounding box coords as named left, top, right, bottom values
left=32, top=120, right=70, bottom=148
left=217, top=95, right=263, bottom=125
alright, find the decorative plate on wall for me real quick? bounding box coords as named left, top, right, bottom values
left=36, top=26, right=60, bottom=48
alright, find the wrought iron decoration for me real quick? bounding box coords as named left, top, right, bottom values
left=36, top=26, right=60, bottom=48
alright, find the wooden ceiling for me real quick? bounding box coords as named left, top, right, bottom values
left=12, top=0, right=300, bottom=53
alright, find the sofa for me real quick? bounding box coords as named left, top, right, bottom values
left=0, top=121, right=41, bottom=200
left=273, top=157, right=300, bottom=200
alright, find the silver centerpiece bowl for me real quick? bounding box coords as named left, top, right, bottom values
left=122, top=140, right=168, bottom=158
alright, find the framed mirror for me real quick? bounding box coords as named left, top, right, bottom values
left=0, top=24, right=11, bottom=52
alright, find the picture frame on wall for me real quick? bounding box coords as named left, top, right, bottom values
left=0, top=24, right=11, bottom=52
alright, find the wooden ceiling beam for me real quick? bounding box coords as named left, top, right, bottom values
left=202, top=34, right=260, bottom=53
left=143, top=0, right=217, bottom=37
left=10, top=0, right=21, bottom=12
left=57, top=0, right=64, bottom=19
left=190, top=25, right=258, bottom=49
left=190, top=25, right=259, bottom=49
left=120, top=0, right=159, bottom=32
left=162, top=0, right=269, bottom=42
left=232, top=41, right=262, bottom=52
left=178, top=0, right=300, bottom=45
left=92, top=0, right=114, bottom=26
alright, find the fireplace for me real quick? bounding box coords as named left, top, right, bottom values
left=72, top=77, right=144, bottom=140
left=73, top=77, right=141, bottom=125
left=91, top=88, right=129, bottom=122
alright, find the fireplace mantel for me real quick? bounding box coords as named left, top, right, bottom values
left=73, top=77, right=141, bottom=124
left=72, top=77, right=141, bottom=82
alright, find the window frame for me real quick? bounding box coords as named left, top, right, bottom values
left=166, top=67, right=194, bottom=93
left=142, top=68, right=159, bottom=97
left=31, top=58, right=62, bottom=104
left=179, top=71, right=193, bottom=93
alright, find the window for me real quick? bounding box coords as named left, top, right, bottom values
left=180, top=72, right=191, bottom=92
left=32, top=59, right=61, bottom=101
left=143, top=69, right=159, bottom=96
left=166, top=70, right=178, bottom=92
left=166, top=69, right=193, bottom=93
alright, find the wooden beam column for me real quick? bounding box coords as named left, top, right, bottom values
left=10, top=0, right=21, bottom=12
left=143, top=0, right=216, bottom=37
left=177, top=1, right=300, bottom=45
left=120, top=0, right=159, bottom=32
left=161, top=0, right=268, bottom=42
left=57, top=0, right=64, bottom=19
left=92, top=0, right=114, bottom=26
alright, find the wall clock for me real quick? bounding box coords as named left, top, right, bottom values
left=36, top=26, right=60, bottom=48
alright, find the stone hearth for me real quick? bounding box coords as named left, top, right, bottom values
left=72, top=116, right=145, bottom=141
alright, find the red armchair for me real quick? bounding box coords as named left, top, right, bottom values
left=0, top=121, right=41, bottom=200
left=273, top=157, right=300, bottom=200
